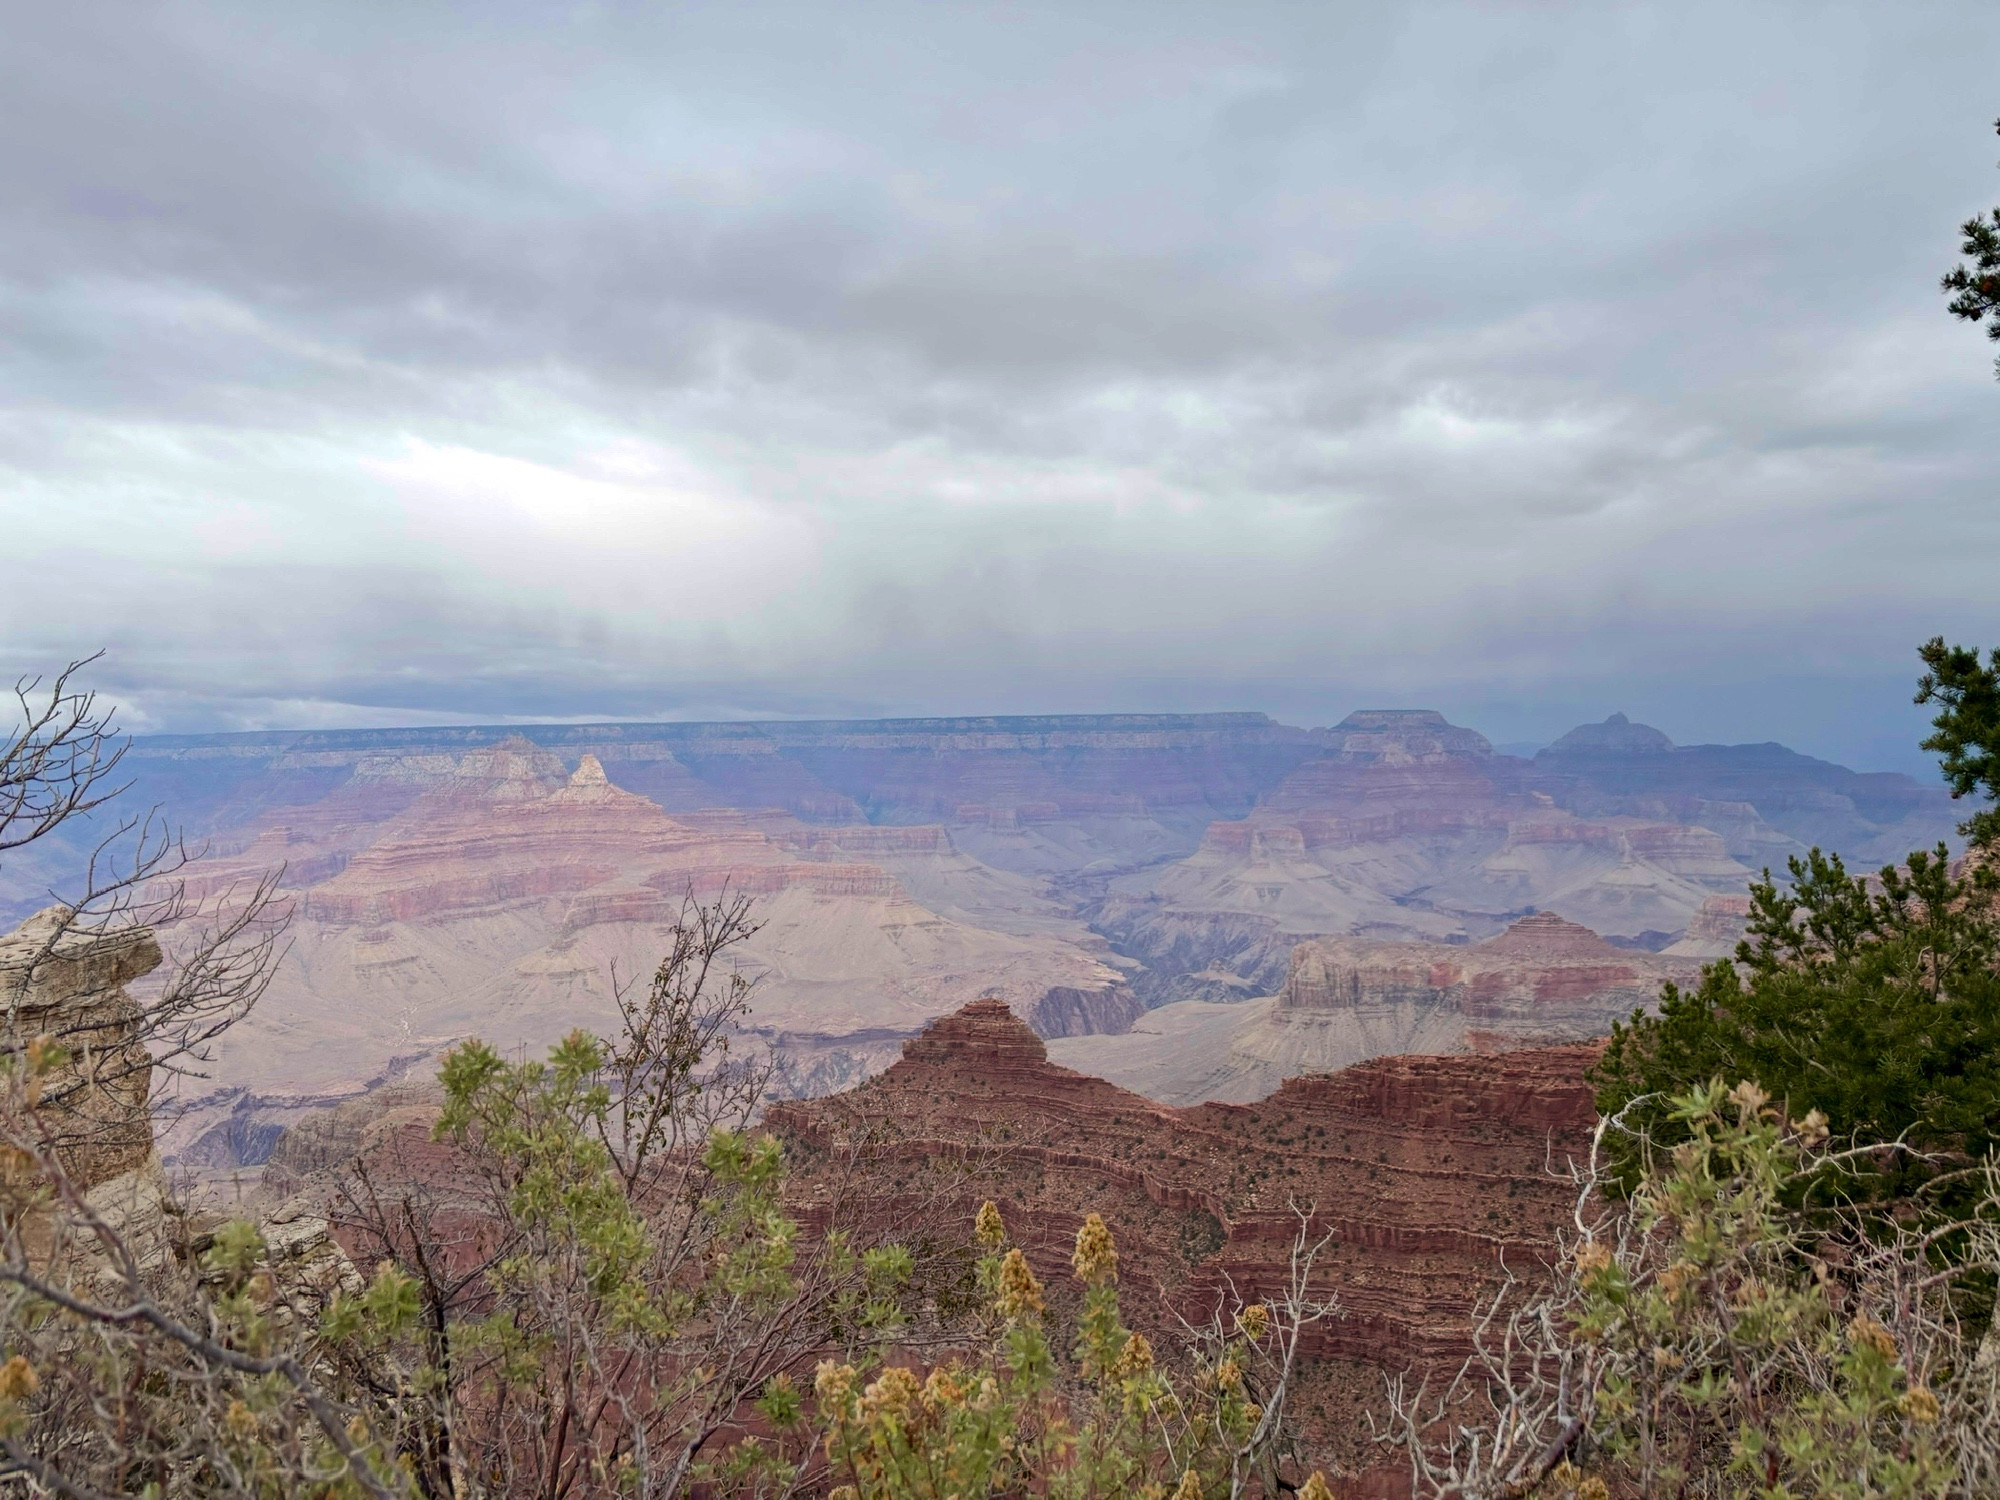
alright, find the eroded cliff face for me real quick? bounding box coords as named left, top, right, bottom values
left=770, top=999, right=1602, bottom=1475
left=0, top=908, right=162, bottom=1192
left=161, top=749, right=1141, bottom=1176
left=1276, top=911, right=1693, bottom=1045
left=0, top=908, right=357, bottom=1296
left=1091, top=710, right=1760, bottom=1006
left=1051, top=911, right=1690, bottom=1106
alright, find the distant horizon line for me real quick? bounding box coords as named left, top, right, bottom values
left=119, top=707, right=1826, bottom=762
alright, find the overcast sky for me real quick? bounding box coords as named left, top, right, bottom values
left=3, top=2, right=1997, bottom=771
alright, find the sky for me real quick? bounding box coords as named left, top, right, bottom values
left=3, top=2, right=1998, bottom=773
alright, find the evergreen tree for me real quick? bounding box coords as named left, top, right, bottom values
left=1593, top=641, right=2000, bottom=1220
left=1942, top=117, right=2000, bottom=378
left=1917, top=636, right=2000, bottom=847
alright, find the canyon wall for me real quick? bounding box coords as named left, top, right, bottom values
left=1051, top=909, right=1695, bottom=1105
left=153, top=748, right=1143, bottom=1176
left=771, top=1000, right=1603, bottom=1476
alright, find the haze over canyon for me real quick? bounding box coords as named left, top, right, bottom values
left=9, top=703, right=1955, bottom=1175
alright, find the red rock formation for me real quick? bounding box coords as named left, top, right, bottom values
left=1274, top=909, right=1695, bottom=1046
left=0, top=908, right=163, bottom=1189
left=261, top=995, right=1595, bottom=1482
left=772, top=999, right=1601, bottom=1472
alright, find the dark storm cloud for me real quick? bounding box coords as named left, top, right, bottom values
left=2, top=1, right=1997, bottom=768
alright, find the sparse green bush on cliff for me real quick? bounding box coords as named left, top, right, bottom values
left=813, top=1203, right=1340, bottom=1500
left=1393, top=1082, right=2000, bottom=1498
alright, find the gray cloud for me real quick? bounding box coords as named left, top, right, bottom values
left=2, top=0, right=1997, bottom=771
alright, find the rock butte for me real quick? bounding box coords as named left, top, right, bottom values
left=769, top=1000, right=1603, bottom=1480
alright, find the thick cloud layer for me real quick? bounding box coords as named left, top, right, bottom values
left=3, top=1, right=1996, bottom=770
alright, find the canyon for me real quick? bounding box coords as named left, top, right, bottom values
left=1050, top=908, right=1711, bottom=1104
left=8, top=702, right=1954, bottom=1486
left=1, top=707, right=1954, bottom=1174
left=151, top=742, right=1140, bottom=1169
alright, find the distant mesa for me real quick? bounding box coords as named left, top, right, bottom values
left=1475, top=907, right=1627, bottom=960
left=1542, top=712, right=1675, bottom=757
left=1326, top=709, right=1493, bottom=764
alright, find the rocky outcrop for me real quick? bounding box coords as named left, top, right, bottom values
left=259, top=1073, right=449, bottom=1200
left=1664, top=893, right=1752, bottom=959
left=773, top=1000, right=1601, bottom=1473
left=0, top=907, right=162, bottom=1190
left=1024, top=982, right=1146, bottom=1040
left=0, top=908, right=358, bottom=1302
left=1279, top=910, right=1691, bottom=1042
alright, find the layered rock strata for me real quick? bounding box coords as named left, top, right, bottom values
left=263, top=999, right=1596, bottom=1481
left=1053, top=911, right=1691, bottom=1105
left=770, top=1000, right=1602, bottom=1473
left=1095, top=710, right=1759, bottom=1003
left=0, top=907, right=163, bottom=1191
left=1276, top=910, right=1694, bottom=1050
left=0, top=908, right=356, bottom=1295
left=161, top=750, right=1140, bottom=1174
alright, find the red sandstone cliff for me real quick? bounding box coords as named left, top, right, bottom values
left=771, top=999, right=1601, bottom=1473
